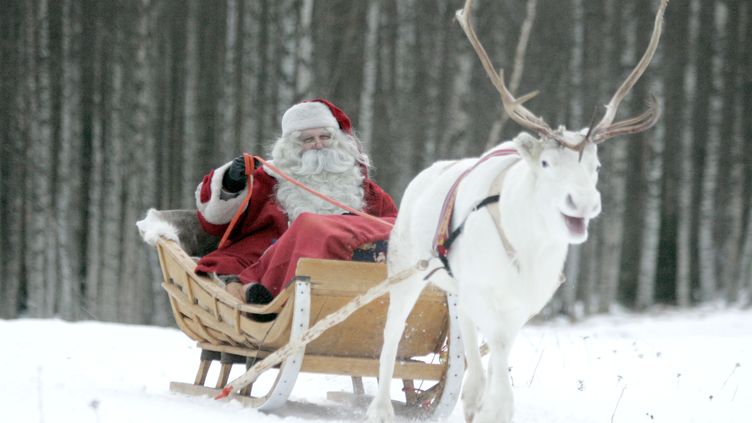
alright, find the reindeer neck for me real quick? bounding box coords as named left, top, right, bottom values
left=498, top=164, right=568, bottom=266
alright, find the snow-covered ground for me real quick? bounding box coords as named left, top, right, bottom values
left=1, top=308, right=750, bottom=423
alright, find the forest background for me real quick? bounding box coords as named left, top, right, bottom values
left=1, top=0, right=750, bottom=325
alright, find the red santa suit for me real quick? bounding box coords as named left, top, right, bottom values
left=194, top=157, right=397, bottom=297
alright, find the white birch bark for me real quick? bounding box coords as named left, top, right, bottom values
left=675, top=109, right=695, bottom=306
left=0, top=2, right=24, bottom=318
left=697, top=3, right=724, bottom=303
left=717, top=1, right=744, bottom=303
left=26, top=0, right=54, bottom=317
left=598, top=0, right=627, bottom=309
left=57, top=0, right=80, bottom=320
left=119, top=0, right=153, bottom=323
left=358, top=0, right=380, bottom=153
left=181, top=2, right=200, bottom=202
left=674, top=0, right=701, bottom=307
left=636, top=83, right=665, bottom=310
left=221, top=0, right=239, bottom=159
left=98, top=35, right=126, bottom=322
left=697, top=117, right=720, bottom=302
left=599, top=143, right=627, bottom=311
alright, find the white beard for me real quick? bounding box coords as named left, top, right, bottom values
left=271, top=131, right=366, bottom=222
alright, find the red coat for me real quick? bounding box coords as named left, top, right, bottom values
left=194, top=163, right=397, bottom=296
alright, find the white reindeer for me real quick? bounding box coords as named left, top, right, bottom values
left=367, top=0, right=668, bottom=422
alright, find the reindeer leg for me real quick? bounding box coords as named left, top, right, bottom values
left=471, top=325, right=519, bottom=423
left=459, top=313, right=485, bottom=422
left=366, top=275, right=427, bottom=423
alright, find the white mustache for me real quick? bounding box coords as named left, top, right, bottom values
left=292, top=148, right=356, bottom=175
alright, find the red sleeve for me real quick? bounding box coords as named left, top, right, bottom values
left=199, top=170, right=215, bottom=203
left=197, top=211, right=230, bottom=237
left=196, top=168, right=230, bottom=236
left=363, top=179, right=398, bottom=218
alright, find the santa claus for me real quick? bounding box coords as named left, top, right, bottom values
left=193, top=99, right=397, bottom=309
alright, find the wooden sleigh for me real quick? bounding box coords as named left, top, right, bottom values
left=154, top=235, right=464, bottom=418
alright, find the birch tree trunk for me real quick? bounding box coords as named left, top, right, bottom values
left=740, top=2, right=752, bottom=306
left=78, top=0, right=100, bottom=310
left=690, top=0, right=717, bottom=303
left=698, top=2, right=728, bottom=303
left=47, top=0, right=65, bottom=316
left=657, top=0, right=690, bottom=305
left=233, top=0, right=246, bottom=154
left=561, top=0, right=585, bottom=317
left=634, top=0, right=665, bottom=310
left=47, top=0, right=80, bottom=319
left=0, top=0, right=25, bottom=318
left=406, top=0, right=432, bottom=176
left=370, top=0, right=400, bottom=191
left=223, top=0, right=242, bottom=155
left=715, top=0, right=744, bottom=303
left=253, top=1, right=270, bottom=152
left=181, top=1, right=204, bottom=201
left=294, top=0, right=314, bottom=99
left=674, top=0, right=697, bottom=307
left=196, top=0, right=227, bottom=174
left=98, top=6, right=125, bottom=321
left=617, top=3, right=644, bottom=307
left=358, top=0, right=380, bottom=151
left=433, top=0, right=459, bottom=165
left=25, top=0, right=55, bottom=317
left=268, top=1, right=283, bottom=138
left=596, top=0, right=628, bottom=313
left=636, top=92, right=664, bottom=310
left=122, top=0, right=155, bottom=323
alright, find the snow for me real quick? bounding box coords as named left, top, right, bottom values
left=1, top=308, right=750, bottom=423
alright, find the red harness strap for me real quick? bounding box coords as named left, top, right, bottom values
left=432, top=148, right=518, bottom=263
left=217, top=153, right=256, bottom=250
left=217, top=154, right=394, bottom=250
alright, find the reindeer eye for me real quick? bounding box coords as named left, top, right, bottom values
left=541, top=160, right=550, bottom=168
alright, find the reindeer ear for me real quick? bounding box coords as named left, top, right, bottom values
left=513, top=132, right=544, bottom=163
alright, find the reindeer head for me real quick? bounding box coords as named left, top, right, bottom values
left=457, top=0, right=667, bottom=243
left=513, top=130, right=601, bottom=244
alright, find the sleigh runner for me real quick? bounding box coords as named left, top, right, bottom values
left=154, top=235, right=463, bottom=416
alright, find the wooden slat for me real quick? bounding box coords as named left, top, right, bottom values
left=198, top=342, right=266, bottom=358
left=351, top=376, right=365, bottom=395
left=170, top=382, right=261, bottom=406
left=216, top=363, right=233, bottom=389
left=194, top=360, right=212, bottom=385
left=299, top=355, right=444, bottom=380
left=296, top=258, right=446, bottom=301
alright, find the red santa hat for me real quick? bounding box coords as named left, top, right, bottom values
left=281, top=98, right=353, bottom=137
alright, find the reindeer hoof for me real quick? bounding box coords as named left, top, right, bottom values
left=365, top=397, right=395, bottom=423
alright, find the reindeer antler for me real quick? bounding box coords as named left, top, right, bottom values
left=456, top=0, right=575, bottom=149
left=457, top=0, right=668, bottom=149
left=589, top=0, right=668, bottom=143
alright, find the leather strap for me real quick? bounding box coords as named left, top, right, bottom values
left=218, top=153, right=255, bottom=250
left=485, top=160, right=520, bottom=270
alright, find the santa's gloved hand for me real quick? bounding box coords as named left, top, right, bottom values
left=222, top=155, right=247, bottom=192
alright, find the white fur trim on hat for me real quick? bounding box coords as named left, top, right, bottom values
left=281, top=102, right=338, bottom=136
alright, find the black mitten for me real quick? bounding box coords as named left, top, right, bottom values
left=222, top=156, right=247, bottom=192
